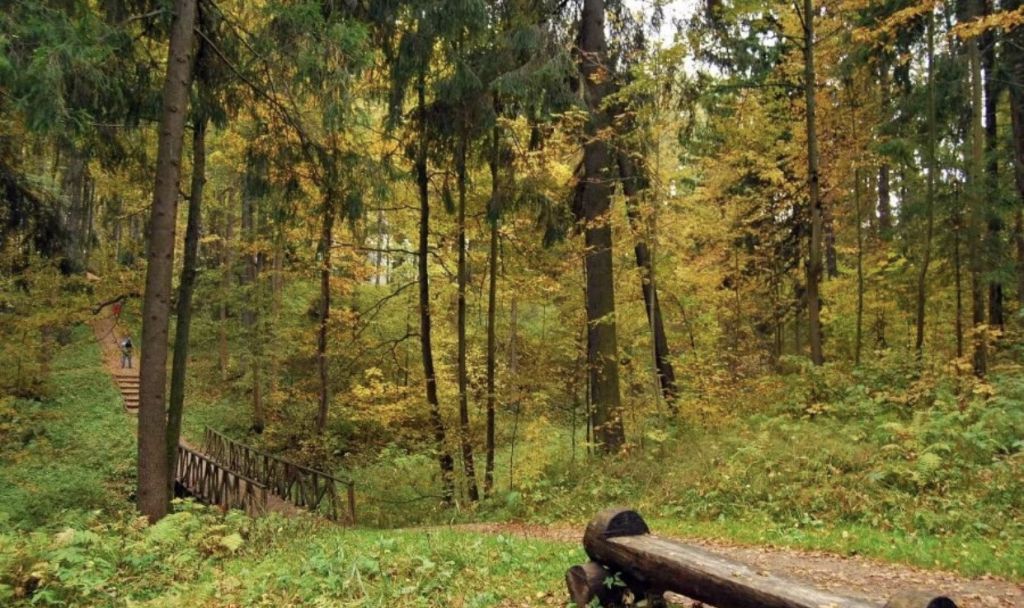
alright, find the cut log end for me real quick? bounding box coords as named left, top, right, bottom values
left=566, top=562, right=623, bottom=608
left=567, top=562, right=604, bottom=607
left=885, top=591, right=958, bottom=608
left=584, top=508, right=650, bottom=562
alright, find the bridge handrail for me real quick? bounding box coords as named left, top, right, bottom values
left=175, top=444, right=268, bottom=517
left=202, top=427, right=356, bottom=524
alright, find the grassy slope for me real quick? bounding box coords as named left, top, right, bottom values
left=2, top=504, right=579, bottom=607
left=7, top=325, right=1016, bottom=607
left=0, top=326, right=135, bottom=530
left=0, top=328, right=580, bottom=607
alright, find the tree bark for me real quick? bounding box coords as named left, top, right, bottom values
left=848, top=82, right=864, bottom=366
left=1005, top=0, right=1024, bottom=305
left=137, top=0, right=197, bottom=523
left=241, top=185, right=264, bottom=432
left=166, top=113, right=207, bottom=492
left=484, top=119, right=500, bottom=497
left=954, top=195, right=965, bottom=359
left=617, top=152, right=677, bottom=404
left=968, top=0, right=988, bottom=376
left=219, top=198, right=233, bottom=381
left=982, top=0, right=1003, bottom=328
left=824, top=203, right=838, bottom=279
left=802, top=0, right=825, bottom=366
left=580, top=0, right=625, bottom=452
left=855, top=167, right=864, bottom=366
left=315, top=193, right=335, bottom=434
left=455, top=130, right=479, bottom=502
left=915, top=11, right=936, bottom=356
left=878, top=63, right=893, bottom=236
left=417, top=70, right=455, bottom=502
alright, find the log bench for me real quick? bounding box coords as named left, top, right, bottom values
left=567, top=509, right=959, bottom=608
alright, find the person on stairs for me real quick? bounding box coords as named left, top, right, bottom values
left=120, top=336, right=133, bottom=369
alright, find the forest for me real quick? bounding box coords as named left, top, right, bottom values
left=1, top=0, right=1023, bottom=606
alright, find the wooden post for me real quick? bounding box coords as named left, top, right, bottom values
left=573, top=509, right=958, bottom=608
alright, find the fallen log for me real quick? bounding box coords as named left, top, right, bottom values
left=567, top=508, right=958, bottom=608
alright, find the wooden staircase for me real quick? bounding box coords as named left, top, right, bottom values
left=113, top=371, right=139, bottom=414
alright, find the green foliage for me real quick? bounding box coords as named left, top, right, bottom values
left=0, top=326, right=135, bottom=530
left=0, top=504, right=579, bottom=606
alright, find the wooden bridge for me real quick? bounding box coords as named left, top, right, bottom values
left=175, top=444, right=268, bottom=516
left=167, top=430, right=356, bottom=522
left=97, top=317, right=356, bottom=522
left=202, top=427, right=356, bottom=523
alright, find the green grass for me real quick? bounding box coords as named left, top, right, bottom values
left=171, top=359, right=1024, bottom=580
left=0, top=325, right=582, bottom=607
left=1, top=504, right=581, bottom=607
left=0, top=325, right=136, bottom=530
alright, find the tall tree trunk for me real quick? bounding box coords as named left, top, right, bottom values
left=824, top=200, right=838, bottom=279
left=82, top=176, right=95, bottom=270
left=484, top=119, right=500, bottom=497
left=417, top=70, right=455, bottom=502
left=855, top=167, right=864, bottom=365
left=166, top=113, right=207, bottom=491
left=954, top=194, right=965, bottom=359
left=137, top=0, right=197, bottom=523
left=219, top=199, right=233, bottom=381
left=802, top=0, right=825, bottom=366
left=580, top=0, right=625, bottom=452
left=617, top=152, right=677, bottom=403
left=848, top=82, right=864, bottom=366
left=455, top=131, right=479, bottom=502
left=915, top=10, right=937, bottom=356
left=241, top=187, right=264, bottom=432
left=878, top=63, right=893, bottom=236
left=315, top=194, right=335, bottom=434
left=1016, top=211, right=1024, bottom=307
left=968, top=1, right=988, bottom=376
left=1007, top=0, right=1024, bottom=305
left=982, top=0, right=1004, bottom=327
left=61, top=146, right=88, bottom=271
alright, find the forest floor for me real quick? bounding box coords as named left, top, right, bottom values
left=67, top=322, right=1024, bottom=606
left=448, top=522, right=1024, bottom=607
left=2, top=328, right=1022, bottom=606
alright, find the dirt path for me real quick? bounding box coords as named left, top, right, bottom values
left=450, top=522, right=1023, bottom=607
left=92, top=314, right=139, bottom=412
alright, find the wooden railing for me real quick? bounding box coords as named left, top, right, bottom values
left=175, top=444, right=268, bottom=517
left=203, top=427, right=356, bottom=524
left=567, top=509, right=959, bottom=608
